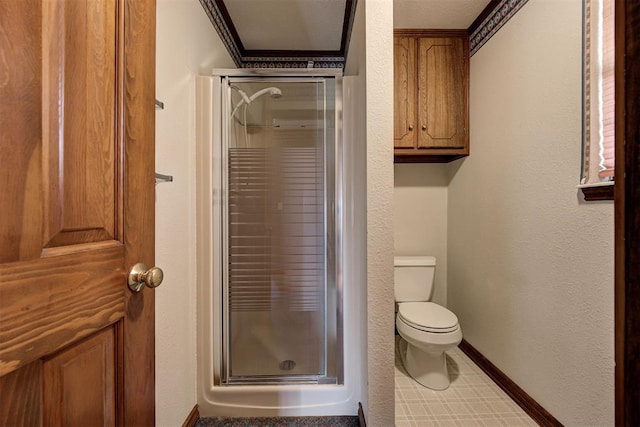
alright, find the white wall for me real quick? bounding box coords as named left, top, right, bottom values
left=364, top=0, right=396, bottom=425
left=394, top=164, right=449, bottom=305
left=155, top=1, right=234, bottom=425
left=346, top=0, right=395, bottom=424
left=346, top=3, right=396, bottom=424
left=447, top=0, right=614, bottom=425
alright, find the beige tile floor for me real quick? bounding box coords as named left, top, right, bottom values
left=395, top=336, right=538, bottom=427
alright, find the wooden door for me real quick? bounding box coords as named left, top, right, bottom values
left=417, top=37, right=468, bottom=150
left=394, top=36, right=417, bottom=149
left=616, top=0, right=640, bottom=424
left=0, top=1, right=156, bottom=425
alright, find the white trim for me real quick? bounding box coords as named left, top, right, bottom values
left=576, top=181, right=614, bottom=189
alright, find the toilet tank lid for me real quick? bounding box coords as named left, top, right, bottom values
left=394, top=256, right=436, bottom=266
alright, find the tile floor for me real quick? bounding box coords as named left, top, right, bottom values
left=395, top=336, right=538, bottom=427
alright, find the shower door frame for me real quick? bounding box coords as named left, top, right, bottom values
left=212, top=69, right=344, bottom=386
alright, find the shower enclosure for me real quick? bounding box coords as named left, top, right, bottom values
left=197, top=69, right=344, bottom=400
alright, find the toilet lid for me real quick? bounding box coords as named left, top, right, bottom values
left=398, top=302, right=459, bottom=333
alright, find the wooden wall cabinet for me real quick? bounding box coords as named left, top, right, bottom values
left=394, top=30, right=470, bottom=163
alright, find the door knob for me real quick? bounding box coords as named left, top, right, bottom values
left=421, top=125, right=427, bottom=130
left=128, top=263, right=164, bottom=292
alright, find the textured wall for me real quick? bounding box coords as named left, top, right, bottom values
left=447, top=0, right=614, bottom=425
left=394, top=164, right=449, bottom=306
left=364, top=0, right=396, bottom=425
left=155, top=1, right=234, bottom=425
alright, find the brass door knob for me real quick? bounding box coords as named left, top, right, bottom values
left=128, top=263, right=164, bottom=292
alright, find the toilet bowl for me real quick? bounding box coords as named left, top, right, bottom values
left=396, top=302, right=462, bottom=390
left=394, top=256, right=463, bottom=390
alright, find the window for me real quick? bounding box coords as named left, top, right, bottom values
left=581, top=0, right=615, bottom=200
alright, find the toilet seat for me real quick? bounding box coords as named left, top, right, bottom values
left=398, top=302, right=459, bottom=333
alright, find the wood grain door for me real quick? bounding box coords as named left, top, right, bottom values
left=394, top=36, right=417, bottom=149
left=0, top=1, right=156, bottom=425
left=417, top=37, right=468, bottom=150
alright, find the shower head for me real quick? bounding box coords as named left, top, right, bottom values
left=250, top=87, right=282, bottom=101
left=231, top=86, right=282, bottom=117
left=243, top=87, right=282, bottom=104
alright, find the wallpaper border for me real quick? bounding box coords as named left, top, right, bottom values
left=470, top=0, right=531, bottom=56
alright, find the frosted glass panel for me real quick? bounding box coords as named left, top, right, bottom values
left=223, top=79, right=336, bottom=383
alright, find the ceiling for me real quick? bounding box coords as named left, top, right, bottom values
left=199, top=0, right=492, bottom=68
left=224, top=0, right=346, bottom=51
left=394, top=0, right=491, bottom=29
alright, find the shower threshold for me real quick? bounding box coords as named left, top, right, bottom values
left=226, top=375, right=338, bottom=385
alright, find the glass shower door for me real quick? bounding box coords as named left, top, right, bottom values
left=223, top=78, right=338, bottom=384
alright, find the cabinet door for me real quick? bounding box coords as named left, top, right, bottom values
left=417, top=37, right=467, bottom=149
left=394, top=37, right=417, bottom=148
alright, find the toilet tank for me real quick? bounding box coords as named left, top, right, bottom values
left=394, top=256, right=436, bottom=302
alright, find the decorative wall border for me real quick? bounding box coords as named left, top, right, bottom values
left=198, top=0, right=243, bottom=67
left=469, top=0, right=531, bottom=56
left=242, top=57, right=345, bottom=69
left=198, top=0, right=357, bottom=69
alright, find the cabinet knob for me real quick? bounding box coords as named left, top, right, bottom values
left=421, top=125, right=427, bottom=130
left=408, top=124, right=414, bottom=131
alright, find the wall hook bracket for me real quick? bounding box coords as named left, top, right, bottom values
left=155, top=173, right=173, bottom=184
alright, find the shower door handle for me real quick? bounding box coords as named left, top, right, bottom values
left=128, top=263, right=164, bottom=292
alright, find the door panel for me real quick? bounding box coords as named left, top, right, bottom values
left=0, top=0, right=156, bottom=424
left=42, top=0, right=117, bottom=249
left=393, top=36, right=416, bottom=148
left=418, top=37, right=466, bottom=149
left=0, top=361, right=42, bottom=426
left=0, top=0, right=43, bottom=264
left=43, top=328, right=116, bottom=427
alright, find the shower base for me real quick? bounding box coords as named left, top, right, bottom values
left=229, top=311, right=323, bottom=379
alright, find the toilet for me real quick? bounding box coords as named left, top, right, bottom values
left=395, top=256, right=462, bottom=390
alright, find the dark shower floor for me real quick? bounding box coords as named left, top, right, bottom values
left=196, top=416, right=359, bottom=427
